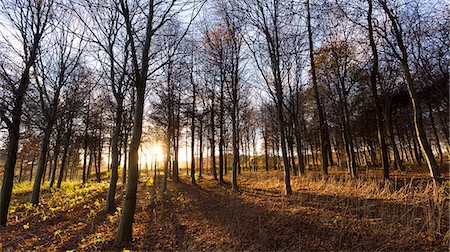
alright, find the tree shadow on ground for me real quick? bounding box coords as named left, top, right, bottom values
left=164, top=178, right=443, bottom=251
left=0, top=189, right=108, bottom=250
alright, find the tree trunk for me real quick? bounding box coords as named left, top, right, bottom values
left=57, top=116, right=73, bottom=189
left=384, top=97, right=403, bottom=171
left=82, top=102, right=90, bottom=184
left=379, top=0, right=440, bottom=182
left=41, top=148, right=48, bottom=185
left=367, top=0, right=389, bottom=180
left=18, top=159, right=23, bottom=183
left=47, top=148, right=53, bottom=182
left=412, top=130, right=422, bottom=166
left=209, top=92, right=217, bottom=180
left=264, top=133, right=269, bottom=172
left=288, top=134, right=297, bottom=176
left=275, top=92, right=291, bottom=195
left=30, top=157, right=35, bottom=182
left=123, top=129, right=128, bottom=183
left=224, top=144, right=228, bottom=174
left=310, top=143, right=316, bottom=169
left=115, top=83, right=144, bottom=242
left=219, top=79, right=225, bottom=184
left=173, top=130, right=179, bottom=181
left=97, top=116, right=103, bottom=182
left=162, top=132, right=170, bottom=193
left=31, top=123, right=53, bottom=204
left=0, top=126, right=20, bottom=226
left=328, top=143, right=334, bottom=168
left=190, top=72, right=196, bottom=185
left=106, top=100, right=123, bottom=212
left=296, top=135, right=305, bottom=175
left=341, top=77, right=357, bottom=178
left=307, top=0, right=329, bottom=178
left=50, top=128, right=62, bottom=188
left=231, top=105, right=239, bottom=191
left=428, top=103, right=443, bottom=167
left=199, top=118, right=203, bottom=178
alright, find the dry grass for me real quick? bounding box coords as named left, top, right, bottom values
left=247, top=170, right=449, bottom=246
left=0, top=169, right=448, bottom=251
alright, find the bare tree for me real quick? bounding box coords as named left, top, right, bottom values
left=241, top=0, right=293, bottom=195
left=306, top=0, right=331, bottom=178
left=30, top=21, right=84, bottom=204
left=377, top=0, right=440, bottom=182
left=0, top=0, right=53, bottom=226
left=115, top=0, right=203, bottom=242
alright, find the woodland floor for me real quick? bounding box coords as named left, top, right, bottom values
left=0, top=168, right=449, bottom=251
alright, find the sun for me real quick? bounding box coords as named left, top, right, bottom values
left=138, top=143, right=165, bottom=168
left=147, top=143, right=165, bottom=163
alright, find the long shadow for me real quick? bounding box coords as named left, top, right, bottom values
left=1, top=189, right=109, bottom=250
left=244, top=180, right=449, bottom=238
left=59, top=194, right=122, bottom=251
left=135, top=179, right=194, bottom=251
left=172, top=178, right=444, bottom=251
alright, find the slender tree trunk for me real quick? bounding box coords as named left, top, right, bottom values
left=399, top=135, right=408, bottom=162
left=87, top=150, right=93, bottom=181
left=123, top=129, right=128, bottom=183
left=379, top=1, right=440, bottom=182
left=240, top=137, right=245, bottom=172
left=173, top=129, right=180, bottom=181
left=224, top=144, right=228, bottom=174
left=97, top=116, right=103, bottom=182
left=199, top=118, right=203, bottom=178
left=82, top=102, right=90, bottom=184
left=210, top=98, right=217, bottom=180
left=29, top=157, right=35, bottom=182
left=31, top=124, right=53, bottom=204
left=428, top=103, right=443, bottom=167
left=296, top=135, right=305, bottom=175
left=361, top=139, right=369, bottom=166
left=275, top=101, right=291, bottom=195
left=47, top=152, right=53, bottom=183
left=107, top=137, right=111, bottom=172
left=368, top=0, right=389, bottom=180
left=219, top=79, right=225, bottom=184
left=334, top=139, right=341, bottom=167
left=50, top=128, right=62, bottom=188
left=162, top=132, right=170, bottom=193
left=57, top=116, right=73, bottom=188
left=115, top=83, right=144, bottom=242
left=231, top=105, right=239, bottom=191
left=264, top=133, right=269, bottom=172
left=310, top=143, right=316, bottom=169
left=307, top=0, right=329, bottom=178
left=384, top=97, right=403, bottom=170
left=18, top=159, right=23, bottom=183
left=412, top=131, right=422, bottom=166
left=106, top=100, right=123, bottom=212
left=41, top=148, right=49, bottom=185
left=342, top=84, right=357, bottom=178
left=288, top=135, right=297, bottom=176
left=190, top=71, right=196, bottom=185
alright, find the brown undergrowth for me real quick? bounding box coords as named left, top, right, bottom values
left=0, top=170, right=448, bottom=251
